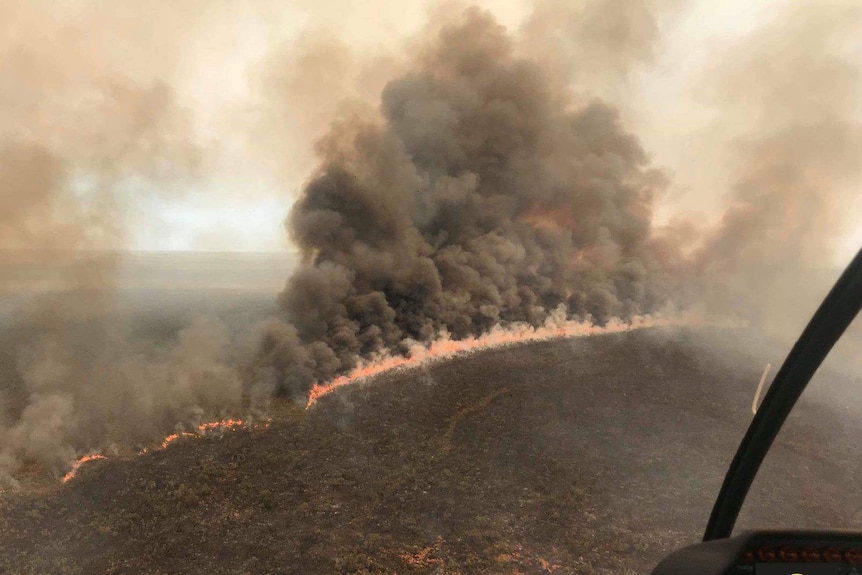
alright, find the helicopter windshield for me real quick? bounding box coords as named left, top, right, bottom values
left=707, top=247, right=862, bottom=540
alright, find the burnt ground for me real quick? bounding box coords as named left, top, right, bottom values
left=2, top=327, right=862, bottom=575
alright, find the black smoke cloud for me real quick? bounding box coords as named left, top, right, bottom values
left=257, top=9, right=678, bottom=397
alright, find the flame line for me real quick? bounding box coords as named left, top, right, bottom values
left=58, top=313, right=711, bottom=484
left=307, top=315, right=694, bottom=407
left=61, top=454, right=107, bottom=483
left=61, top=418, right=250, bottom=484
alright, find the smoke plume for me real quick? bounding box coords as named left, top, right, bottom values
left=0, top=0, right=240, bottom=486
left=257, top=8, right=678, bottom=398
left=257, top=1, right=862, bottom=397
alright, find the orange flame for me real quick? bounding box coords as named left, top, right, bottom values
left=160, top=432, right=196, bottom=449
left=157, top=418, right=246, bottom=450
left=307, top=314, right=689, bottom=407
left=57, top=311, right=710, bottom=484
left=61, top=454, right=107, bottom=483
left=196, top=418, right=244, bottom=433
left=61, top=419, right=251, bottom=484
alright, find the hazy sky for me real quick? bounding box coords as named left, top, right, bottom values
left=2, top=0, right=860, bottom=262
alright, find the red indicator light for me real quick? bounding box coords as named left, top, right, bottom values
left=845, top=548, right=862, bottom=564
left=800, top=547, right=821, bottom=562
left=778, top=546, right=799, bottom=562
left=757, top=546, right=777, bottom=562
left=822, top=547, right=843, bottom=562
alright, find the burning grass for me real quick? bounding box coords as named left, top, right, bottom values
left=306, top=315, right=689, bottom=406
left=54, top=316, right=685, bottom=486
left=61, top=419, right=254, bottom=485
left=60, top=455, right=107, bottom=484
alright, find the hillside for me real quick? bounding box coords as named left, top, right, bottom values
left=2, top=327, right=861, bottom=575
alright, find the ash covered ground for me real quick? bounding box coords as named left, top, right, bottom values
left=2, top=326, right=861, bottom=575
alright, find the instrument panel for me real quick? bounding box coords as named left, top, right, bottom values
left=651, top=530, right=862, bottom=575
left=736, top=532, right=862, bottom=575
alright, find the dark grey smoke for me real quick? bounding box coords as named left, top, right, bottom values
left=257, top=8, right=677, bottom=397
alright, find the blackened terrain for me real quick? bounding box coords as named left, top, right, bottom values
left=2, top=327, right=861, bottom=575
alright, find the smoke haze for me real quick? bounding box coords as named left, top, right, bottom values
left=0, top=0, right=228, bottom=485
left=690, top=2, right=862, bottom=334
left=0, top=0, right=860, bottom=484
